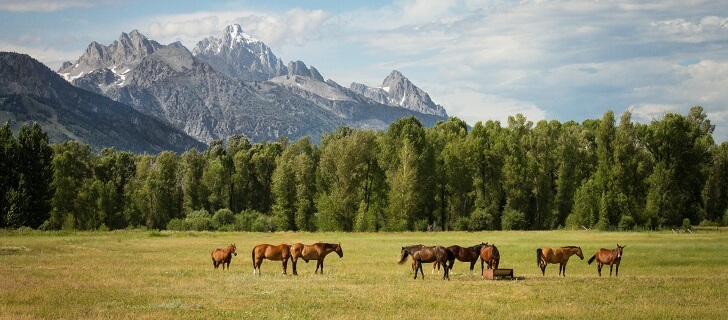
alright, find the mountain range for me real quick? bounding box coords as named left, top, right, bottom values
left=3, top=24, right=449, bottom=152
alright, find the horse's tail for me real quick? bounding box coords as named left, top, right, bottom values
left=536, top=248, right=542, bottom=267
left=588, top=254, right=596, bottom=265
left=251, top=247, right=256, bottom=268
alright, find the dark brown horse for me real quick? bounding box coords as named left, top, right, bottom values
left=480, top=243, right=500, bottom=277
left=211, top=243, right=237, bottom=270
left=432, top=243, right=488, bottom=274
left=252, top=244, right=291, bottom=275
left=587, top=244, right=625, bottom=277
left=290, top=243, right=343, bottom=275
left=399, top=245, right=455, bottom=280
left=536, top=246, right=584, bottom=276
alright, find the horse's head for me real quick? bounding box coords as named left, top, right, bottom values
left=398, top=247, right=410, bottom=264
left=616, top=244, right=625, bottom=259
left=576, top=246, right=584, bottom=260
left=335, top=243, right=343, bottom=258
left=231, top=243, right=237, bottom=256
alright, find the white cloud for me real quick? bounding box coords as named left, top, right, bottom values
left=0, top=43, right=82, bottom=70
left=0, top=0, right=120, bottom=12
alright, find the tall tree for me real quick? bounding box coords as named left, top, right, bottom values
left=49, top=141, right=94, bottom=229
left=272, top=137, right=317, bottom=231
left=468, top=120, right=505, bottom=230
left=11, top=123, right=54, bottom=228
left=0, top=123, right=18, bottom=228
left=501, top=114, right=533, bottom=227
left=643, top=107, right=714, bottom=227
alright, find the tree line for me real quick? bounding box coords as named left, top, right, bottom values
left=2, top=106, right=727, bottom=232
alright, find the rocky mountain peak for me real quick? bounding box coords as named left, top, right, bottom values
left=287, top=60, right=324, bottom=82
left=192, top=24, right=285, bottom=81
left=350, top=70, right=448, bottom=117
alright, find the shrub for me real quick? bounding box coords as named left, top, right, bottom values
left=187, top=209, right=211, bottom=220
left=212, top=209, right=235, bottom=228
left=167, top=218, right=190, bottom=231
left=251, top=215, right=275, bottom=232
left=190, top=218, right=213, bottom=231
left=452, top=217, right=471, bottom=231
left=412, top=219, right=429, bottom=232
left=618, top=215, right=636, bottom=231
left=682, top=218, right=692, bottom=230
left=470, top=208, right=495, bottom=231
left=501, top=209, right=526, bottom=230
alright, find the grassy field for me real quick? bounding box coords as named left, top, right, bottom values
left=1, top=230, right=726, bottom=319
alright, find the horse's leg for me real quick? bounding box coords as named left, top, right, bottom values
left=540, top=262, right=546, bottom=276
left=609, top=264, right=613, bottom=277
left=432, top=262, right=438, bottom=274
left=615, top=263, right=619, bottom=277
left=443, top=261, right=449, bottom=280
left=469, top=261, right=476, bottom=274
left=282, top=258, right=288, bottom=275
left=597, top=261, right=603, bottom=277
left=320, top=260, right=325, bottom=274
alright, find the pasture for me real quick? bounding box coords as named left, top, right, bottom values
left=1, top=230, right=726, bottom=319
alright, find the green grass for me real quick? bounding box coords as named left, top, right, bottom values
left=1, top=230, right=726, bottom=319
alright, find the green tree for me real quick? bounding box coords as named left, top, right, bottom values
left=0, top=123, right=18, bottom=228
left=317, top=129, right=383, bottom=231
left=49, top=141, right=94, bottom=229
left=272, top=137, right=317, bottom=231
left=703, top=142, right=728, bottom=223
left=11, top=123, right=54, bottom=228
left=643, top=107, right=714, bottom=227
left=468, top=120, right=505, bottom=230
left=501, top=114, right=533, bottom=227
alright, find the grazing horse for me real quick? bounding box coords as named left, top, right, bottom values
left=252, top=244, right=291, bottom=275
left=399, top=245, right=455, bottom=280
left=588, top=244, right=625, bottom=277
left=536, top=246, right=584, bottom=276
left=211, top=243, right=237, bottom=270
left=290, top=243, right=343, bottom=275
left=432, top=243, right=488, bottom=274
left=480, top=243, right=500, bottom=277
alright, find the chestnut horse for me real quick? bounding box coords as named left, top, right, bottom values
left=432, top=243, right=488, bottom=274
left=211, top=243, right=237, bottom=270
left=290, top=243, right=343, bottom=275
left=587, top=244, right=625, bottom=277
left=536, top=246, right=584, bottom=276
left=252, top=244, right=290, bottom=275
left=399, top=245, right=455, bottom=280
left=480, top=243, right=500, bottom=277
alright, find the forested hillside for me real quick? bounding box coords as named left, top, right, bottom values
left=2, top=107, right=727, bottom=231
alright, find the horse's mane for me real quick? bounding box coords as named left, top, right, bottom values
left=561, top=246, right=579, bottom=249
left=323, top=243, right=338, bottom=249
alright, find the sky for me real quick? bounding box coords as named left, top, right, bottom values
left=1, top=0, right=728, bottom=141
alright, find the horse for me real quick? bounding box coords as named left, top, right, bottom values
left=480, top=243, right=500, bottom=277
left=252, top=243, right=291, bottom=275
left=587, top=244, right=625, bottom=277
left=211, top=243, right=237, bottom=270
left=536, top=246, right=584, bottom=276
left=432, top=242, right=488, bottom=274
left=290, top=243, right=343, bottom=275
left=399, top=245, right=455, bottom=280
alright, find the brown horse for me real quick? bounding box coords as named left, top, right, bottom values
left=252, top=244, right=291, bottom=275
left=432, top=243, right=488, bottom=274
left=536, top=246, right=584, bottom=276
left=587, top=244, right=625, bottom=277
left=290, top=243, right=343, bottom=275
left=480, top=243, right=500, bottom=277
left=211, top=243, right=237, bottom=270
left=399, top=245, right=455, bottom=280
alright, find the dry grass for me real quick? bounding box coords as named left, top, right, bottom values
left=1, top=230, right=727, bottom=319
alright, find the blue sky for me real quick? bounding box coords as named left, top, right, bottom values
left=2, top=0, right=728, bottom=141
